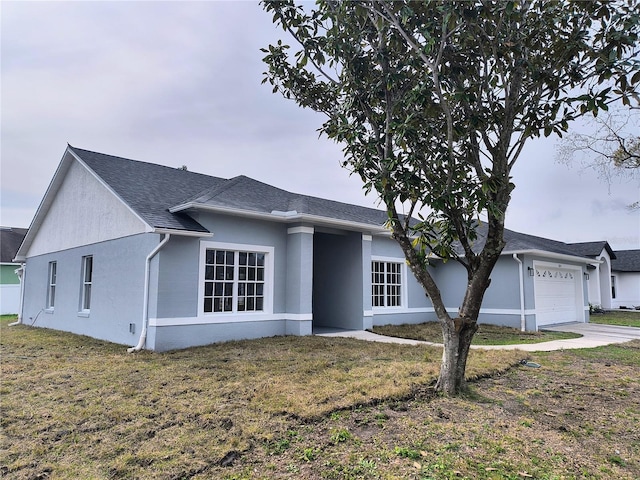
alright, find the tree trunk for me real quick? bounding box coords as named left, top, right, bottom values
left=435, top=317, right=478, bottom=394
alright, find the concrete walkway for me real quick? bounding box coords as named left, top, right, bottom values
left=314, top=323, right=640, bottom=352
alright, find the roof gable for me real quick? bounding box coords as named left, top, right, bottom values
left=70, top=146, right=223, bottom=233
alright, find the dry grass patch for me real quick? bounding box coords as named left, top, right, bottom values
left=0, top=318, right=523, bottom=479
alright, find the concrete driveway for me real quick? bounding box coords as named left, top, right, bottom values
left=314, top=323, right=640, bottom=352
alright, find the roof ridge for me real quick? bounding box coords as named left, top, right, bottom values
left=69, top=145, right=222, bottom=182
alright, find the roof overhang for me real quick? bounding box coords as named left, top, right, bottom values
left=505, top=249, right=599, bottom=265
left=170, top=202, right=391, bottom=235
left=152, top=228, right=213, bottom=238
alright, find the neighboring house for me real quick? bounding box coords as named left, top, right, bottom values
left=1, top=227, right=28, bottom=315
left=610, top=250, right=640, bottom=309
left=14, top=146, right=595, bottom=351
left=565, top=241, right=616, bottom=309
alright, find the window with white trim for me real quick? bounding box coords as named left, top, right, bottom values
left=204, top=249, right=266, bottom=313
left=80, top=255, right=93, bottom=312
left=47, top=261, right=57, bottom=309
left=372, top=260, right=402, bottom=307
left=611, top=275, right=616, bottom=299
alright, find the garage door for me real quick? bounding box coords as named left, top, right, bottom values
left=534, top=265, right=583, bottom=327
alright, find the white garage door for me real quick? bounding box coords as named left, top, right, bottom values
left=534, top=265, right=583, bottom=327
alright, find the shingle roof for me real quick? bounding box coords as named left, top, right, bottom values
left=67, top=146, right=596, bottom=263
left=70, top=146, right=225, bottom=232
left=184, top=175, right=390, bottom=227
left=461, top=224, right=590, bottom=259
left=566, top=241, right=616, bottom=260
left=71, top=146, right=391, bottom=231
left=611, top=250, right=640, bottom=272
left=1, top=227, right=28, bottom=263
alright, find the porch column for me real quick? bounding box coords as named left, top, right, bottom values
left=362, top=234, right=373, bottom=330
left=285, top=226, right=314, bottom=335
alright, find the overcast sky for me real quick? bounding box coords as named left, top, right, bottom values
left=1, top=1, right=638, bottom=250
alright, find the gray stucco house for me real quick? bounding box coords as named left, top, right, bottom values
left=14, top=146, right=595, bottom=351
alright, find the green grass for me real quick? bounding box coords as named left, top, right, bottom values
left=590, top=310, right=640, bottom=328
left=371, top=321, right=582, bottom=345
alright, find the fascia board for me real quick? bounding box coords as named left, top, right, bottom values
left=504, top=249, right=598, bottom=265
left=170, top=202, right=390, bottom=234
left=152, top=228, right=213, bottom=238
left=14, top=149, right=74, bottom=259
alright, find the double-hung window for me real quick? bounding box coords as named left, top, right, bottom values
left=80, top=255, right=93, bottom=312
left=47, top=261, right=57, bottom=309
left=203, top=247, right=267, bottom=314
left=372, top=260, right=403, bottom=308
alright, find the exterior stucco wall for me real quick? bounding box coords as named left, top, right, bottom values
left=146, top=213, right=306, bottom=350
left=21, top=234, right=158, bottom=346
left=285, top=227, right=314, bottom=316
left=147, top=321, right=289, bottom=352
left=587, top=250, right=612, bottom=308
left=27, top=160, right=148, bottom=257
left=428, top=255, right=527, bottom=329
left=370, top=236, right=433, bottom=327
left=611, top=271, right=640, bottom=309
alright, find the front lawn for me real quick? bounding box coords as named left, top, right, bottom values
left=0, top=317, right=523, bottom=480
left=2, top=317, right=639, bottom=479
left=590, top=309, right=640, bottom=328
left=371, top=321, right=582, bottom=345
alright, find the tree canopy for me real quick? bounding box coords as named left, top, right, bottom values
left=262, top=0, right=640, bottom=394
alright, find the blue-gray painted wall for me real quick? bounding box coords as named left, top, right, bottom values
left=285, top=228, right=314, bottom=315
left=20, top=207, right=591, bottom=351
left=20, top=233, right=158, bottom=346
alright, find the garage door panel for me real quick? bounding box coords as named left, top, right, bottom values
left=534, top=266, right=582, bottom=327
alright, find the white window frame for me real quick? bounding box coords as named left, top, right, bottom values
left=198, top=241, right=274, bottom=318
left=80, top=255, right=93, bottom=313
left=371, top=256, right=407, bottom=310
left=46, top=261, right=57, bottom=310
left=611, top=275, right=617, bottom=299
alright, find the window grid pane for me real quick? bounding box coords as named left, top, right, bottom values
left=204, top=249, right=265, bottom=313
left=204, top=250, right=234, bottom=313
left=371, top=261, right=401, bottom=308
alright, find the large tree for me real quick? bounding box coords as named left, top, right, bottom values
left=261, top=0, right=640, bottom=394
